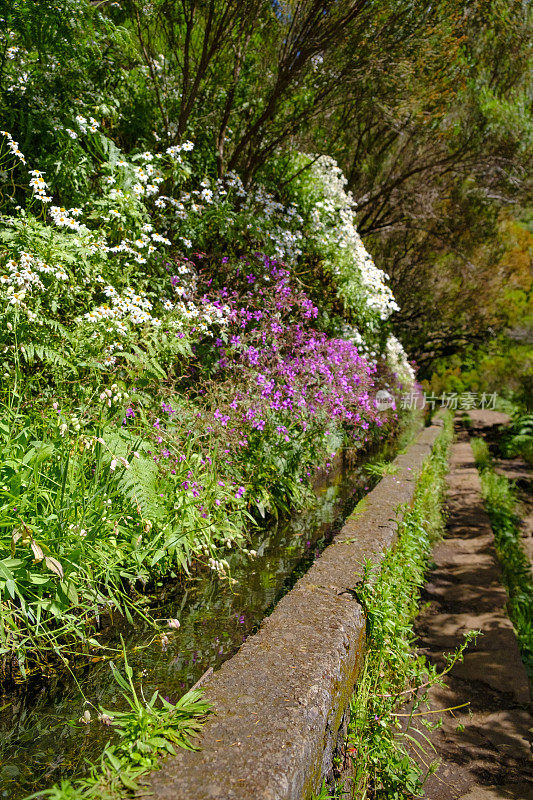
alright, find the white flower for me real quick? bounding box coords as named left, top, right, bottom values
left=9, top=291, right=25, bottom=305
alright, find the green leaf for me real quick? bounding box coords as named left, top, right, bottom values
left=119, top=773, right=140, bottom=791
left=104, top=747, right=122, bottom=773
left=5, top=579, right=16, bottom=599
left=150, top=549, right=166, bottom=567
left=28, top=574, right=51, bottom=585
left=109, top=662, right=131, bottom=693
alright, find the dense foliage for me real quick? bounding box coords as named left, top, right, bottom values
left=0, top=1, right=419, bottom=683
left=0, top=3, right=530, bottom=797
left=0, top=0, right=529, bottom=692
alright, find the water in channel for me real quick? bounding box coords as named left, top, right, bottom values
left=0, top=437, right=405, bottom=799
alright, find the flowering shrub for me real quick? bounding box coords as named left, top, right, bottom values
left=385, top=334, right=416, bottom=388
left=129, top=252, right=398, bottom=517
left=0, top=124, right=413, bottom=386
left=282, top=154, right=400, bottom=337
left=0, top=65, right=413, bottom=680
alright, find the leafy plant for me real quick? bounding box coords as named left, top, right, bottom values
left=28, top=648, right=211, bottom=799
left=499, top=413, right=533, bottom=465
left=364, top=460, right=399, bottom=478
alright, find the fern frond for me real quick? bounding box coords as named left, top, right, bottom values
left=103, top=429, right=163, bottom=523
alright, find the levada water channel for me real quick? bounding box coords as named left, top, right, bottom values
left=0, top=423, right=417, bottom=799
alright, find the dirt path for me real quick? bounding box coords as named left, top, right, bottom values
left=413, top=417, right=532, bottom=799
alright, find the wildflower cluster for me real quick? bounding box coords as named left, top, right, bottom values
left=0, top=251, right=68, bottom=308
left=49, top=205, right=84, bottom=230
left=132, top=253, right=403, bottom=523
left=0, top=129, right=26, bottom=164
left=1, top=116, right=411, bottom=392
left=199, top=256, right=390, bottom=443
left=385, top=335, right=416, bottom=388
left=296, top=154, right=400, bottom=325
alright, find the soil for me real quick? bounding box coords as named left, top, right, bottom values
left=413, top=411, right=533, bottom=799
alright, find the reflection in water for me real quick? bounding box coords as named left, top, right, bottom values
left=0, top=444, right=396, bottom=798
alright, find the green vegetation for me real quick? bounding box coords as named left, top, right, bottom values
left=28, top=649, right=210, bottom=800
left=499, top=413, right=533, bottom=466
left=2, top=1, right=430, bottom=685
left=424, top=216, right=532, bottom=401
left=471, top=437, right=533, bottom=681
left=363, top=461, right=399, bottom=479
left=0, top=0, right=531, bottom=795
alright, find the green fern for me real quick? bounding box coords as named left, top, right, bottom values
left=21, top=342, right=70, bottom=368
left=118, top=453, right=162, bottom=523
left=102, top=430, right=163, bottom=523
